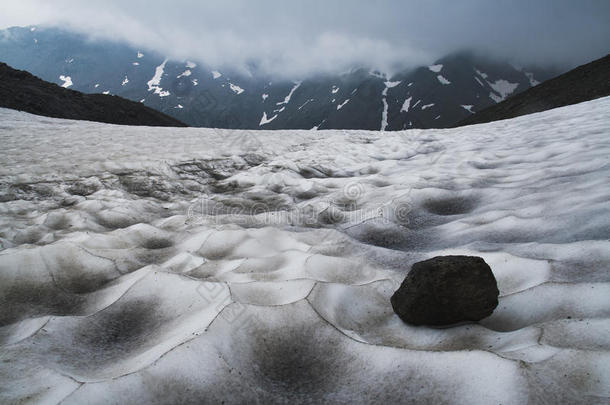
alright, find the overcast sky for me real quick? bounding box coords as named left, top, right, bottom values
left=2, top=0, right=609, bottom=76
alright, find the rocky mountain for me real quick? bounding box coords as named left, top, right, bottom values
left=0, top=26, right=558, bottom=129
left=0, top=62, right=186, bottom=127
left=456, top=54, right=610, bottom=127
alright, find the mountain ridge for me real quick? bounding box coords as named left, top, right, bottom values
left=456, top=54, right=610, bottom=127
left=0, top=62, right=187, bottom=127
left=0, top=26, right=559, bottom=130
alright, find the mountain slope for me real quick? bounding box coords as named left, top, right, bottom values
left=0, top=26, right=558, bottom=129
left=457, top=54, right=610, bottom=126
left=0, top=62, right=186, bottom=127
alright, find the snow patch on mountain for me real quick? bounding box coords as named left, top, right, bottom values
left=401, top=96, right=412, bottom=113
left=229, top=83, right=244, bottom=95
left=259, top=111, right=278, bottom=126
left=59, top=75, right=72, bottom=88
left=380, top=81, right=402, bottom=131
left=212, top=71, right=222, bottom=79
left=276, top=82, right=302, bottom=106
left=475, top=69, right=488, bottom=79
left=437, top=75, right=451, bottom=85
left=299, top=99, right=314, bottom=110
left=337, top=99, right=350, bottom=110
left=262, top=94, right=269, bottom=101
left=137, top=52, right=144, bottom=59
left=428, top=64, right=443, bottom=73
left=177, top=70, right=192, bottom=78
left=421, top=103, right=434, bottom=110
left=185, top=61, right=197, bottom=69
left=525, top=72, right=540, bottom=87
left=192, top=79, right=198, bottom=86
left=461, top=104, right=474, bottom=113
left=488, top=79, right=519, bottom=102
left=332, top=86, right=340, bottom=94
left=132, top=62, right=139, bottom=66
left=121, top=76, right=129, bottom=86
left=147, top=59, right=170, bottom=97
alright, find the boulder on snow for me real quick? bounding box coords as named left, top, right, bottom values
left=391, top=255, right=499, bottom=326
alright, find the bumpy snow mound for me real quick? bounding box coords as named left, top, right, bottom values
left=1, top=97, right=609, bottom=404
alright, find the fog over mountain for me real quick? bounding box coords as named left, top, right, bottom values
left=1, top=0, right=609, bottom=77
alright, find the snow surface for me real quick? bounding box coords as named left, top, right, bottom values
left=137, top=52, right=144, bottom=59
left=428, top=64, right=443, bottom=73
left=212, top=71, right=222, bottom=79
left=421, top=103, right=435, bottom=110
left=262, top=93, right=269, bottom=101
left=59, top=75, right=72, bottom=88
left=177, top=70, right=192, bottom=78
left=121, top=76, right=129, bottom=86
left=1, top=97, right=610, bottom=403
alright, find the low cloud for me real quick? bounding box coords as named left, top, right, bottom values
left=2, top=0, right=609, bottom=77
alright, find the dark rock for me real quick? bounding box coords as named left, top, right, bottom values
left=391, top=255, right=499, bottom=326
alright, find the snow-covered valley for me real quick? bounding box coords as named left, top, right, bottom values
left=1, top=97, right=609, bottom=404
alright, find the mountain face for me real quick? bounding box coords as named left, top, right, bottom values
left=0, top=62, right=186, bottom=127
left=456, top=54, right=610, bottom=127
left=0, top=26, right=557, bottom=129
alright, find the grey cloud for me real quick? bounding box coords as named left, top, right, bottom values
left=1, top=0, right=609, bottom=77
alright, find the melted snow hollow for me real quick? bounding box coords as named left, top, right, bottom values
left=0, top=97, right=609, bottom=404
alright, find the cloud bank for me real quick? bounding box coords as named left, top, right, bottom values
left=1, top=0, right=609, bottom=77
